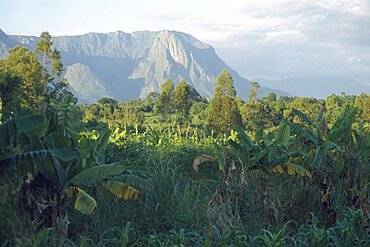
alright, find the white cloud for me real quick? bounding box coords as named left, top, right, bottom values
left=347, top=56, right=362, bottom=64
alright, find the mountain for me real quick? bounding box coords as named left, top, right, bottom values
left=64, top=63, right=110, bottom=103
left=0, top=28, right=20, bottom=58
left=1, top=29, right=286, bottom=102
left=255, top=77, right=370, bottom=99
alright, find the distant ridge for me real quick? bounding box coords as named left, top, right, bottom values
left=255, top=77, right=370, bottom=98
left=1, top=29, right=287, bottom=102
left=0, top=28, right=20, bottom=58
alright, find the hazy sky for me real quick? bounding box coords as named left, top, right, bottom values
left=1, top=0, right=370, bottom=85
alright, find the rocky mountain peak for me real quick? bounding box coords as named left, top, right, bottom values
left=145, top=31, right=184, bottom=68
left=1, top=28, right=287, bottom=102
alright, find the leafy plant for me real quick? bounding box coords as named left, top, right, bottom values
left=0, top=97, right=140, bottom=240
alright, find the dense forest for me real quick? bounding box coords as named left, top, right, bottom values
left=0, top=32, right=369, bottom=246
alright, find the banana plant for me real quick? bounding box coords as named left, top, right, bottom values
left=0, top=97, right=140, bottom=238
left=287, top=105, right=368, bottom=211
left=286, top=106, right=354, bottom=171
left=192, top=123, right=312, bottom=185
left=228, top=125, right=311, bottom=183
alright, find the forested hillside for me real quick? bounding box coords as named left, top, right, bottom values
left=0, top=32, right=369, bottom=246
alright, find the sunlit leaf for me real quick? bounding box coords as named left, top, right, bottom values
left=290, top=109, right=313, bottom=125
left=102, top=181, right=140, bottom=201
left=192, top=154, right=217, bottom=172
left=271, top=163, right=312, bottom=179
left=321, top=191, right=332, bottom=203
left=66, top=187, right=97, bottom=215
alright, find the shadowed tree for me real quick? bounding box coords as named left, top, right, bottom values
left=156, top=78, right=174, bottom=114
left=173, top=80, right=193, bottom=117
left=267, top=92, right=277, bottom=102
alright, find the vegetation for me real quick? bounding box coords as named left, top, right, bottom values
left=0, top=32, right=369, bottom=246
left=208, top=70, right=242, bottom=133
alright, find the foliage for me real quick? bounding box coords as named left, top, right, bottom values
left=156, top=78, right=175, bottom=115
left=248, top=81, right=262, bottom=101
left=0, top=46, right=44, bottom=112
left=173, top=79, right=193, bottom=120
left=36, top=31, right=69, bottom=99
left=0, top=32, right=70, bottom=117
left=0, top=96, right=140, bottom=243
left=208, top=69, right=242, bottom=133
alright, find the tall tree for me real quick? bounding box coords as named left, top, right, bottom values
left=35, top=32, right=53, bottom=69
left=207, top=69, right=242, bottom=133
left=35, top=31, right=69, bottom=99
left=156, top=78, right=174, bottom=114
left=248, top=81, right=262, bottom=102
left=173, top=80, right=192, bottom=117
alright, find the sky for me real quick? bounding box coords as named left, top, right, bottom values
left=1, top=0, right=370, bottom=85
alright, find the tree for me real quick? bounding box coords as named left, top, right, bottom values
left=241, top=100, right=278, bottom=131
left=156, top=78, right=174, bottom=114
left=35, top=31, right=69, bottom=99
left=0, top=32, right=71, bottom=115
left=208, top=70, right=242, bottom=133
left=0, top=46, right=44, bottom=111
left=173, top=80, right=192, bottom=117
left=97, top=97, right=120, bottom=127
left=120, top=100, right=145, bottom=126
left=0, top=70, right=22, bottom=119
left=144, top=91, right=159, bottom=112
left=190, top=101, right=209, bottom=126
left=248, top=81, right=262, bottom=101
left=267, top=92, right=277, bottom=101
left=161, top=78, right=174, bottom=95
left=354, top=93, right=370, bottom=121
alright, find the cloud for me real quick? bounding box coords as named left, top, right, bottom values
left=183, top=0, right=370, bottom=86
left=127, top=0, right=370, bottom=87
left=347, top=57, right=362, bottom=64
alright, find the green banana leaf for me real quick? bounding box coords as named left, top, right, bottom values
left=69, top=163, right=127, bottom=187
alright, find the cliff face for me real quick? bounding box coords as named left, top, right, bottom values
left=2, top=29, right=284, bottom=103
left=131, top=30, right=247, bottom=99
left=64, top=63, right=109, bottom=103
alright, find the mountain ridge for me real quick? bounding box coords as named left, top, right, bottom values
left=1, top=28, right=286, bottom=102
left=255, top=76, right=370, bottom=99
